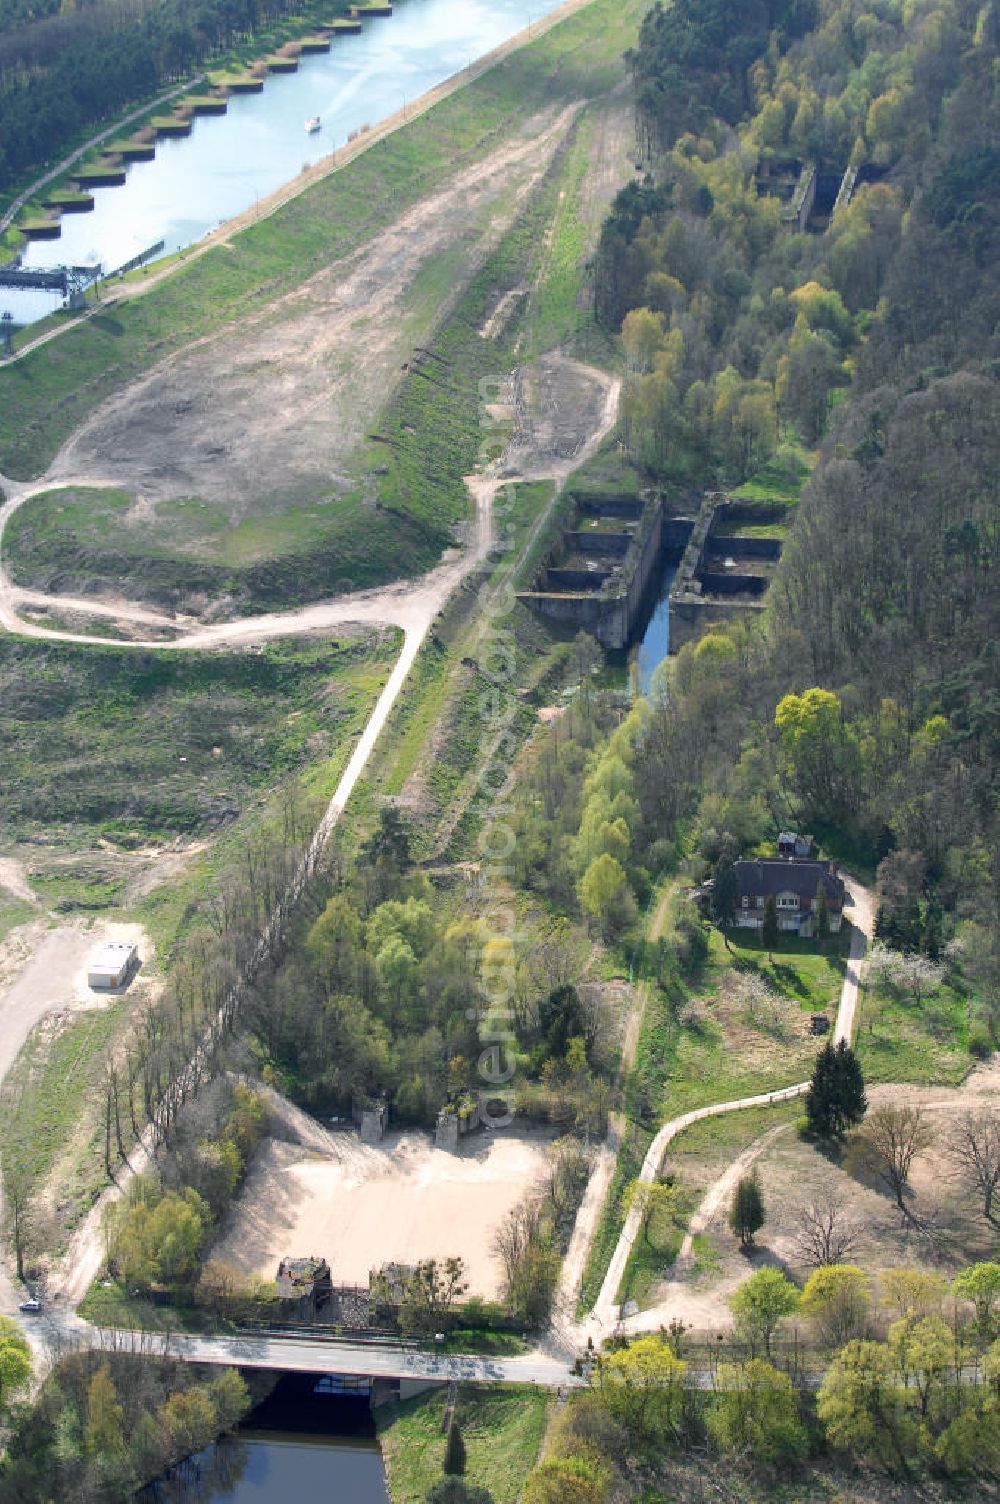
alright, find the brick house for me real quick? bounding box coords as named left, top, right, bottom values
left=733, top=857, right=845, bottom=938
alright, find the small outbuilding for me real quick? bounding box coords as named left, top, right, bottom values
left=275, top=1256, right=333, bottom=1320
left=87, top=941, right=139, bottom=991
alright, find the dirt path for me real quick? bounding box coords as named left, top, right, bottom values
left=0, top=857, right=36, bottom=905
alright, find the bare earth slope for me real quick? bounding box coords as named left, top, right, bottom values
left=47, top=107, right=579, bottom=516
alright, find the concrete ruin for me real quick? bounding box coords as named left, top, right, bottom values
left=517, top=491, right=695, bottom=650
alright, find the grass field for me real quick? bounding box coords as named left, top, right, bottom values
left=854, top=976, right=971, bottom=1085
left=0, top=997, right=134, bottom=1245
left=578, top=917, right=846, bottom=1313
left=376, top=1384, right=549, bottom=1504
left=0, top=631, right=398, bottom=851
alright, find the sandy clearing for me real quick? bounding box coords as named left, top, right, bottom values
left=0, top=856, right=36, bottom=906
left=46, top=106, right=579, bottom=517
left=213, top=1129, right=554, bottom=1298
left=0, top=918, right=151, bottom=1086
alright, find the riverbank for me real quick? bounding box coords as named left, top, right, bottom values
left=5, top=0, right=606, bottom=353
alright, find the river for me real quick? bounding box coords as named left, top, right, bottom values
left=7, top=0, right=561, bottom=326
left=140, top=1379, right=391, bottom=1503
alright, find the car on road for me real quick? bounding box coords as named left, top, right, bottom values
left=18, top=1298, right=41, bottom=1314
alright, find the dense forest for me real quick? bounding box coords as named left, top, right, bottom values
left=0, top=0, right=319, bottom=195
left=586, top=0, right=1000, bottom=1017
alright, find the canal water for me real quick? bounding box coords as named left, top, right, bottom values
left=8, top=0, right=560, bottom=326
left=140, top=1377, right=391, bottom=1503
left=633, top=562, right=677, bottom=694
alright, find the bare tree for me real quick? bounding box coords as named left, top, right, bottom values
left=860, top=1105, right=933, bottom=1216
left=947, top=1109, right=1000, bottom=1225
left=493, top=1197, right=542, bottom=1293
left=795, top=1194, right=859, bottom=1267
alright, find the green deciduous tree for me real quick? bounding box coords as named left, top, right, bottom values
left=577, top=854, right=636, bottom=940
left=730, top=1268, right=800, bottom=1356
left=952, top=1263, right=1000, bottom=1338
left=85, top=1365, right=124, bottom=1458
left=708, top=1359, right=808, bottom=1465
left=594, top=1336, right=686, bottom=1441
left=0, top=1316, right=31, bottom=1413
left=800, top=1264, right=870, bottom=1347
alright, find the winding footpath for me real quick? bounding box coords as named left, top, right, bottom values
left=578, top=875, right=874, bottom=1340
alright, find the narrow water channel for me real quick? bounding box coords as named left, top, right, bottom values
left=633, top=562, right=677, bottom=693
left=139, top=1377, right=391, bottom=1503
left=8, top=0, right=563, bottom=326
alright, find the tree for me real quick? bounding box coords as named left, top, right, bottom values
left=443, top=1418, right=467, bottom=1476
left=711, top=854, right=739, bottom=950
left=887, top=1315, right=956, bottom=1420
left=0, top=1316, right=31, bottom=1413
left=394, top=1258, right=468, bottom=1337
left=858, top=1105, right=932, bottom=1216
left=577, top=854, right=636, bottom=940
left=85, top=1365, right=125, bottom=1458
left=730, top=1268, right=800, bottom=1357
left=729, top=1171, right=764, bottom=1248
left=796, top=1194, right=858, bottom=1268
left=761, top=895, right=778, bottom=960
left=953, top=1263, right=1000, bottom=1337
left=817, top=1339, right=917, bottom=1470
left=800, top=1264, right=870, bottom=1346
left=708, top=1359, right=808, bottom=1465
left=816, top=880, right=831, bottom=946
left=594, top=1335, right=686, bottom=1440
left=946, top=1110, right=1000, bottom=1224
left=805, top=1042, right=867, bottom=1139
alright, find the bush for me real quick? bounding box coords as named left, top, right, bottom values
left=968, top=1019, right=994, bottom=1060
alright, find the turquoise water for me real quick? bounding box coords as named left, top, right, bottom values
left=8, top=0, right=562, bottom=324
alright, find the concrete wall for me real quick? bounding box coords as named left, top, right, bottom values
left=566, top=531, right=633, bottom=557
left=545, top=566, right=611, bottom=591
left=574, top=495, right=644, bottom=519
left=670, top=597, right=767, bottom=653
left=699, top=570, right=769, bottom=596
left=705, top=534, right=782, bottom=560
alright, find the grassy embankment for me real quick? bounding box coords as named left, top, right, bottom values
left=0, top=0, right=641, bottom=616
left=0, top=631, right=398, bottom=1237
left=376, top=1385, right=549, bottom=1504
left=577, top=903, right=848, bottom=1313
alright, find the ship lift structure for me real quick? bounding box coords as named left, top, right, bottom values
left=1, top=260, right=103, bottom=354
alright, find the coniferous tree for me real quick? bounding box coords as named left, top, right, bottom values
left=730, top=1171, right=765, bottom=1248
left=712, top=855, right=739, bottom=950
left=806, top=1042, right=867, bottom=1139
left=762, top=895, right=779, bottom=960
left=816, top=882, right=830, bottom=947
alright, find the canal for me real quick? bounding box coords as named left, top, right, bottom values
left=140, top=1375, right=392, bottom=1503
left=8, top=0, right=563, bottom=327
left=633, top=562, right=677, bottom=694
